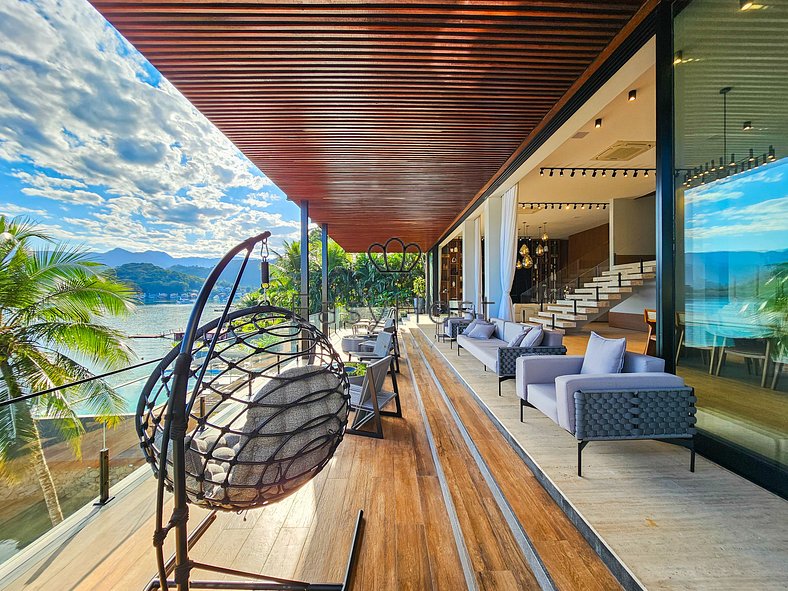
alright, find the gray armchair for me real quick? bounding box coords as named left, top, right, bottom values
left=516, top=352, right=696, bottom=476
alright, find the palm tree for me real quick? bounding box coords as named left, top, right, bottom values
left=0, top=216, right=135, bottom=526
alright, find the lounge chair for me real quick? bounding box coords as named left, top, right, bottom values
left=346, top=356, right=401, bottom=438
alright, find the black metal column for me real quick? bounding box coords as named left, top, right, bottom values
left=430, top=245, right=439, bottom=309
left=300, top=201, right=309, bottom=321
left=321, top=223, right=329, bottom=335
left=655, top=1, right=676, bottom=373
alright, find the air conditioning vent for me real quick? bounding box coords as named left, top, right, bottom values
left=594, top=141, right=655, bottom=162
left=571, top=131, right=589, bottom=139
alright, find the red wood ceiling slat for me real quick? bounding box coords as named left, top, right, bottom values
left=90, top=0, right=644, bottom=251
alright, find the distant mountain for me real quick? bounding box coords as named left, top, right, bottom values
left=115, top=262, right=204, bottom=295
left=685, top=249, right=787, bottom=289
left=93, top=248, right=219, bottom=269
left=92, top=248, right=274, bottom=289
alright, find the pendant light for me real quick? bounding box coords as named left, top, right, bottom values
left=519, top=222, right=530, bottom=256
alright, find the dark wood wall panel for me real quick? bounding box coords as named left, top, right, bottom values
left=568, top=223, right=610, bottom=270
left=91, top=0, right=645, bottom=251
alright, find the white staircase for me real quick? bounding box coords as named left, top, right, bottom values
left=528, top=260, right=656, bottom=332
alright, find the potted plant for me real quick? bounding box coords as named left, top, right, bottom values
left=412, top=276, right=426, bottom=314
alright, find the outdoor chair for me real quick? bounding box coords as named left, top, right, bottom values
left=715, top=337, right=771, bottom=387
left=516, top=333, right=696, bottom=476
left=643, top=309, right=657, bottom=355
left=350, top=330, right=399, bottom=373
left=346, top=356, right=402, bottom=439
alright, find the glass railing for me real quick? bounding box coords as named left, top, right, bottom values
left=0, top=405, right=146, bottom=566
left=519, top=257, right=611, bottom=307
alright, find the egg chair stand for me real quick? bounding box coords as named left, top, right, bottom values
left=137, top=233, right=364, bottom=591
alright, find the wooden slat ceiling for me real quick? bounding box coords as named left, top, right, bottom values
left=90, top=0, right=645, bottom=251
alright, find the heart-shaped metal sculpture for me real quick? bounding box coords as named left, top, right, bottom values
left=366, top=237, right=423, bottom=273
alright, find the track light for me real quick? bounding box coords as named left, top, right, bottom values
left=623, top=169, right=628, bottom=177
left=612, top=170, right=617, bottom=178
left=595, top=118, right=602, bottom=129
left=592, top=170, right=597, bottom=178
left=633, top=170, right=638, bottom=178
left=540, top=168, right=544, bottom=176
left=749, top=148, right=755, bottom=162
left=559, top=169, right=564, bottom=177
left=582, top=169, right=587, bottom=177
left=628, top=89, right=637, bottom=102
left=644, top=170, right=649, bottom=177
left=673, top=51, right=683, bottom=65
left=549, top=169, right=554, bottom=177
left=603, top=204, right=607, bottom=210
left=570, top=169, right=575, bottom=177
left=573, top=204, right=577, bottom=210
left=742, top=121, right=753, bottom=131
left=601, top=169, right=606, bottom=177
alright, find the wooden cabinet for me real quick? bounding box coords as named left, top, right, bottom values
left=440, top=238, right=463, bottom=302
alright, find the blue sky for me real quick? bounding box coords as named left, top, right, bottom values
left=684, top=158, right=788, bottom=253
left=0, top=0, right=300, bottom=257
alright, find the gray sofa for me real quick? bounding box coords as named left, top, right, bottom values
left=516, top=353, right=697, bottom=476
left=456, top=317, right=567, bottom=395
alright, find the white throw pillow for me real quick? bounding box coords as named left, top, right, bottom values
left=580, top=332, right=626, bottom=374
left=520, top=326, right=544, bottom=347
left=467, top=322, right=495, bottom=340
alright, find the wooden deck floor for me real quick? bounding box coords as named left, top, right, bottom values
left=423, top=322, right=788, bottom=591
left=3, top=325, right=625, bottom=591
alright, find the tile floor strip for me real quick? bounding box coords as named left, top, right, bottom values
left=401, top=336, right=479, bottom=591
left=409, top=332, right=559, bottom=591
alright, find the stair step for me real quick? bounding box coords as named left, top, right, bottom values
left=528, top=316, right=575, bottom=329
left=566, top=293, right=622, bottom=301
left=555, top=299, right=609, bottom=309
left=536, top=310, right=588, bottom=321
left=547, top=304, right=601, bottom=314
left=597, top=272, right=655, bottom=281
left=575, top=286, right=633, bottom=295
left=583, top=279, right=642, bottom=288
left=609, top=260, right=657, bottom=272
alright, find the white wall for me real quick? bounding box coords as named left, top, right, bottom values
left=610, top=194, right=656, bottom=263
left=462, top=217, right=478, bottom=311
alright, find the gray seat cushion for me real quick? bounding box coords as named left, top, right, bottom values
left=458, top=335, right=504, bottom=371
left=526, top=383, right=559, bottom=424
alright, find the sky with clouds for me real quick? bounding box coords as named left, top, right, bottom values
left=0, top=0, right=300, bottom=257
left=684, top=158, right=788, bottom=253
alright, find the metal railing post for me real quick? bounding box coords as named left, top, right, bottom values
left=95, top=425, right=113, bottom=506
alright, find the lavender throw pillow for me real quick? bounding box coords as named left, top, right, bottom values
left=467, top=322, right=495, bottom=340
left=507, top=326, right=532, bottom=347
left=580, top=332, right=626, bottom=374
left=520, top=326, right=544, bottom=347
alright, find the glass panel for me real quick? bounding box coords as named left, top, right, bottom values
left=674, top=0, right=788, bottom=470
left=0, top=411, right=144, bottom=566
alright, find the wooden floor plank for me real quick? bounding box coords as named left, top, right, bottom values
left=410, top=328, right=622, bottom=591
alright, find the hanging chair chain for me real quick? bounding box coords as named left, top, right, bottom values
left=259, top=236, right=271, bottom=304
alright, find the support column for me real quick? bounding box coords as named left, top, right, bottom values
left=321, top=223, right=329, bottom=335
left=300, top=201, right=309, bottom=321
left=655, top=1, right=676, bottom=372
left=430, top=245, right=439, bottom=309
left=462, top=218, right=478, bottom=313
left=484, top=195, right=503, bottom=319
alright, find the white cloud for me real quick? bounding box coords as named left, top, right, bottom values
left=0, top=0, right=297, bottom=257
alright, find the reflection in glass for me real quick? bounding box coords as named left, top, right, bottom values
left=674, top=0, right=787, bottom=471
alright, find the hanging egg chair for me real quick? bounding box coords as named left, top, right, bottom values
left=136, top=232, right=362, bottom=591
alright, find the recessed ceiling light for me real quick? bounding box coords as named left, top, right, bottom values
left=628, top=89, right=637, bottom=101
left=595, top=118, right=603, bottom=129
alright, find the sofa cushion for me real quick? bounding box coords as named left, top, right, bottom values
left=491, top=318, right=506, bottom=340
left=526, top=383, right=559, bottom=424
left=503, top=322, right=527, bottom=344
left=458, top=335, right=502, bottom=370
left=467, top=322, right=495, bottom=340
left=521, top=326, right=544, bottom=347
left=580, top=332, right=626, bottom=374
left=622, top=352, right=665, bottom=373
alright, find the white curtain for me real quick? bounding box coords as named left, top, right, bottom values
left=473, top=216, right=482, bottom=313
left=498, top=185, right=518, bottom=320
